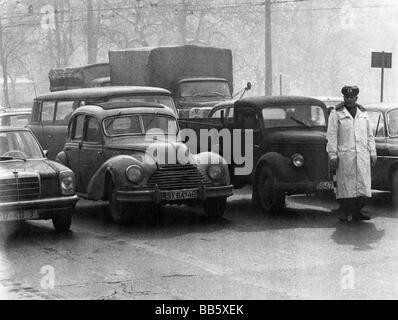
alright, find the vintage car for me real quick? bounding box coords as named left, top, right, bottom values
left=365, top=103, right=398, bottom=208
left=55, top=101, right=233, bottom=224
left=27, top=86, right=178, bottom=160
left=179, top=96, right=333, bottom=213
left=0, top=127, right=78, bottom=231
left=0, top=109, right=31, bottom=127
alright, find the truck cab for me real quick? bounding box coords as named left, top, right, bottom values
left=175, top=77, right=232, bottom=118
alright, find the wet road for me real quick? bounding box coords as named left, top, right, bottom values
left=1, top=188, right=397, bottom=300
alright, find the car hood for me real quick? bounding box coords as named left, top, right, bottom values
left=105, top=140, right=195, bottom=165
left=0, top=159, right=63, bottom=178
left=267, top=130, right=327, bottom=145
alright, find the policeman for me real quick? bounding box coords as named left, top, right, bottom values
left=326, top=85, right=377, bottom=222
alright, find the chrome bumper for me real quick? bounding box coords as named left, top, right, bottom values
left=116, top=184, right=233, bottom=203
left=0, top=195, right=79, bottom=211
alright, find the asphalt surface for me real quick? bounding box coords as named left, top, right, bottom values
left=1, top=187, right=397, bottom=300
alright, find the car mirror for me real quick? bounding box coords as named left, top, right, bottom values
left=43, top=150, right=49, bottom=157
left=246, top=82, right=252, bottom=91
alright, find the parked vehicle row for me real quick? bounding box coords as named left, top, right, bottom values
left=2, top=86, right=398, bottom=231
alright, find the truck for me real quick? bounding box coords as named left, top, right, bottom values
left=109, top=45, right=234, bottom=118
left=178, top=96, right=334, bottom=214
left=48, top=63, right=110, bottom=92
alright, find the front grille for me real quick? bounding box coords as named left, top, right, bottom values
left=269, top=142, right=330, bottom=181
left=147, top=164, right=211, bottom=190
left=0, top=173, right=41, bottom=203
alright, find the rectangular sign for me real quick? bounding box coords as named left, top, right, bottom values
left=371, top=52, right=392, bottom=68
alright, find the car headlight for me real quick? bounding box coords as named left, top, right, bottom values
left=291, top=153, right=304, bottom=167
left=207, top=165, right=223, bottom=181
left=126, top=165, right=143, bottom=183
left=60, top=170, right=75, bottom=195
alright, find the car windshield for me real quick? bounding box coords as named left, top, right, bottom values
left=179, top=81, right=231, bottom=101
left=387, top=109, right=398, bottom=137
left=107, top=95, right=177, bottom=116
left=262, top=105, right=326, bottom=128
left=103, top=114, right=178, bottom=136
left=0, top=130, right=43, bottom=160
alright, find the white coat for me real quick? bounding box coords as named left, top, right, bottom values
left=326, top=104, right=376, bottom=199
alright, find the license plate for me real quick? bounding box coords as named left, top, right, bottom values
left=0, top=209, right=39, bottom=222
left=317, top=181, right=334, bottom=190
left=161, top=189, right=198, bottom=201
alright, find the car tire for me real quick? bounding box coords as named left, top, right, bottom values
left=203, top=197, right=226, bottom=220
left=256, top=165, right=285, bottom=214
left=52, top=210, right=72, bottom=232
left=107, top=182, right=130, bottom=224
left=392, top=170, right=398, bottom=210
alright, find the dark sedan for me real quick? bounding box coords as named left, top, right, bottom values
left=0, top=127, right=78, bottom=231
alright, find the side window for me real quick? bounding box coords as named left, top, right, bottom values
left=41, top=101, right=56, bottom=123
left=85, top=117, right=101, bottom=143
left=242, top=112, right=260, bottom=130
left=55, top=101, right=75, bottom=124
left=72, top=114, right=85, bottom=140
left=311, top=106, right=326, bottom=126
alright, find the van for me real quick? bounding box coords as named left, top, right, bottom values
left=27, top=86, right=177, bottom=159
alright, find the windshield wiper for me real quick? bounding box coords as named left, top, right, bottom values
left=290, top=116, right=312, bottom=129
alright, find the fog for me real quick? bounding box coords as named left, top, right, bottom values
left=0, top=0, right=397, bottom=107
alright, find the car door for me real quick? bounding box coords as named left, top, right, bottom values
left=65, top=114, right=85, bottom=192
left=79, top=116, right=104, bottom=192
left=26, top=100, right=42, bottom=140
left=233, top=107, right=263, bottom=180
left=369, top=111, right=388, bottom=189
left=44, top=100, right=75, bottom=160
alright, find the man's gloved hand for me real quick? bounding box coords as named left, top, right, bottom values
left=330, top=157, right=338, bottom=170
left=371, top=155, right=377, bottom=167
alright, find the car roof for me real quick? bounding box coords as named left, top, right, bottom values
left=312, top=96, right=343, bottom=102
left=72, top=101, right=176, bottom=120
left=0, top=111, right=31, bottom=117
left=365, top=102, right=398, bottom=111
left=0, top=126, right=31, bottom=132
left=36, top=86, right=172, bottom=101
left=236, top=95, right=326, bottom=108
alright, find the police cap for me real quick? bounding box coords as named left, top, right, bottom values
left=341, top=85, right=359, bottom=97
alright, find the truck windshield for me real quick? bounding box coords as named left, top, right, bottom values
left=108, top=95, right=178, bottom=116
left=103, top=114, right=178, bottom=137
left=262, top=105, right=326, bottom=129
left=0, top=131, right=43, bottom=160
left=179, top=81, right=231, bottom=101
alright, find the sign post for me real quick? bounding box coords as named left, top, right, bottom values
left=371, top=51, right=392, bottom=102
